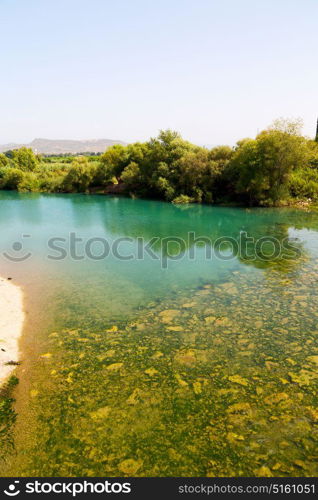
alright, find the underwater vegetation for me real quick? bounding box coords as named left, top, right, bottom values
left=1, top=194, right=318, bottom=477
left=0, top=376, right=18, bottom=462
left=2, top=257, right=318, bottom=477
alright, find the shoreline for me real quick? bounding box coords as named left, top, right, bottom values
left=0, top=277, right=24, bottom=386
left=1, top=189, right=317, bottom=211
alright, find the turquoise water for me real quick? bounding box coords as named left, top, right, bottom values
left=0, top=192, right=318, bottom=476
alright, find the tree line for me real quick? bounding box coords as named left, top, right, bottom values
left=1, top=119, right=318, bottom=206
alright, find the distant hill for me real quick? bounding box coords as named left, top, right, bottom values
left=0, top=138, right=127, bottom=155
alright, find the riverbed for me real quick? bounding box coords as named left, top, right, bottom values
left=0, top=192, right=318, bottom=476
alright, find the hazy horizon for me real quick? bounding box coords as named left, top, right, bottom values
left=1, top=0, right=317, bottom=145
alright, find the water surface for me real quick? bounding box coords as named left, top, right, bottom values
left=0, top=192, right=318, bottom=476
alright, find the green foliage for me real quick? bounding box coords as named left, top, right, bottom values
left=172, top=194, right=195, bottom=204
left=0, top=168, right=24, bottom=189
left=18, top=172, right=41, bottom=192
left=99, top=144, right=128, bottom=181
left=0, top=153, right=9, bottom=167
left=12, top=147, right=39, bottom=171
left=289, top=167, right=318, bottom=201
left=0, top=120, right=317, bottom=206
left=62, top=157, right=98, bottom=193
left=0, top=375, right=18, bottom=461
left=307, top=140, right=318, bottom=169
left=231, top=120, right=309, bottom=205
left=121, top=162, right=142, bottom=186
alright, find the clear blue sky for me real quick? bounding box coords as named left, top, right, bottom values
left=0, top=0, right=317, bottom=145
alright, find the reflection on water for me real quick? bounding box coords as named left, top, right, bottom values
left=0, top=193, right=318, bottom=476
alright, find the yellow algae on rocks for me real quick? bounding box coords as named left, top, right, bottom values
left=228, top=375, right=249, bottom=387
left=227, top=432, right=245, bottom=443
left=118, top=459, right=143, bottom=475
left=264, top=393, right=289, bottom=405
left=106, top=362, right=123, bottom=371
left=255, top=466, right=273, bottom=477
left=174, top=349, right=197, bottom=366
left=151, top=351, right=164, bottom=359
left=106, top=325, right=118, bottom=333
left=175, top=373, right=188, bottom=387
left=307, top=355, right=318, bottom=365
left=145, top=368, right=159, bottom=377
left=193, top=381, right=202, bottom=394
left=306, top=407, right=318, bottom=422
left=254, top=321, right=263, bottom=329
left=126, top=388, right=143, bottom=405
left=215, top=317, right=232, bottom=327
left=40, top=352, right=52, bottom=359
left=204, top=316, right=216, bottom=324
left=289, top=370, right=313, bottom=386
left=90, top=406, right=111, bottom=420
left=159, top=309, right=179, bottom=323
left=167, top=326, right=183, bottom=332
left=219, top=283, right=238, bottom=295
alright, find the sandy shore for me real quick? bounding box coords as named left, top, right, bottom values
left=0, top=277, right=24, bottom=386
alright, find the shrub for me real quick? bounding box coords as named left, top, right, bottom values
left=289, top=168, right=318, bottom=200
left=231, top=121, right=308, bottom=205
left=172, top=194, right=195, bottom=204
left=0, top=154, right=9, bottom=168
left=17, top=172, right=41, bottom=192
left=62, top=157, right=97, bottom=192
left=1, top=168, right=24, bottom=189
left=121, top=162, right=141, bottom=186
left=12, top=147, right=38, bottom=171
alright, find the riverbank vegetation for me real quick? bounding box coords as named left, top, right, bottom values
left=1, top=119, right=318, bottom=206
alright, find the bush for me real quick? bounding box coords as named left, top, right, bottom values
left=121, top=162, right=141, bottom=186
left=0, top=154, right=9, bottom=168
left=17, top=172, right=41, bottom=192
left=1, top=168, right=24, bottom=189
left=100, top=144, right=128, bottom=181
left=62, top=157, right=97, bottom=192
left=289, top=168, right=318, bottom=200
left=172, top=194, right=195, bottom=204
left=12, top=147, right=38, bottom=171
left=231, top=121, right=308, bottom=205
left=0, top=121, right=318, bottom=206
left=0, top=167, right=8, bottom=183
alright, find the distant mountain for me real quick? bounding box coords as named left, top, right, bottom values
left=0, top=138, right=127, bottom=155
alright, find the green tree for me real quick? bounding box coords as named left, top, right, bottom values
left=18, top=172, right=41, bottom=191
left=62, top=157, right=97, bottom=192
left=121, top=162, right=142, bottom=186
left=12, top=147, right=38, bottom=171
left=173, top=148, right=209, bottom=201
left=307, top=140, right=318, bottom=169
left=0, top=168, right=24, bottom=189
left=99, top=144, right=128, bottom=182
left=0, top=154, right=9, bottom=167
left=232, top=120, right=308, bottom=204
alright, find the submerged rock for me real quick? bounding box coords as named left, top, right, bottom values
left=159, top=309, right=180, bottom=323
left=118, top=458, right=143, bottom=475
left=228, top=375, right=249, bottom=387
left=90, top=406, right=111, bottom=420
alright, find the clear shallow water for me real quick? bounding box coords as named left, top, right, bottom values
left=0, top=192, right=318, bottom=476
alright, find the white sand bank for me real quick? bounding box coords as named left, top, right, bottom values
left=0, top=277, right=24, bottom=386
